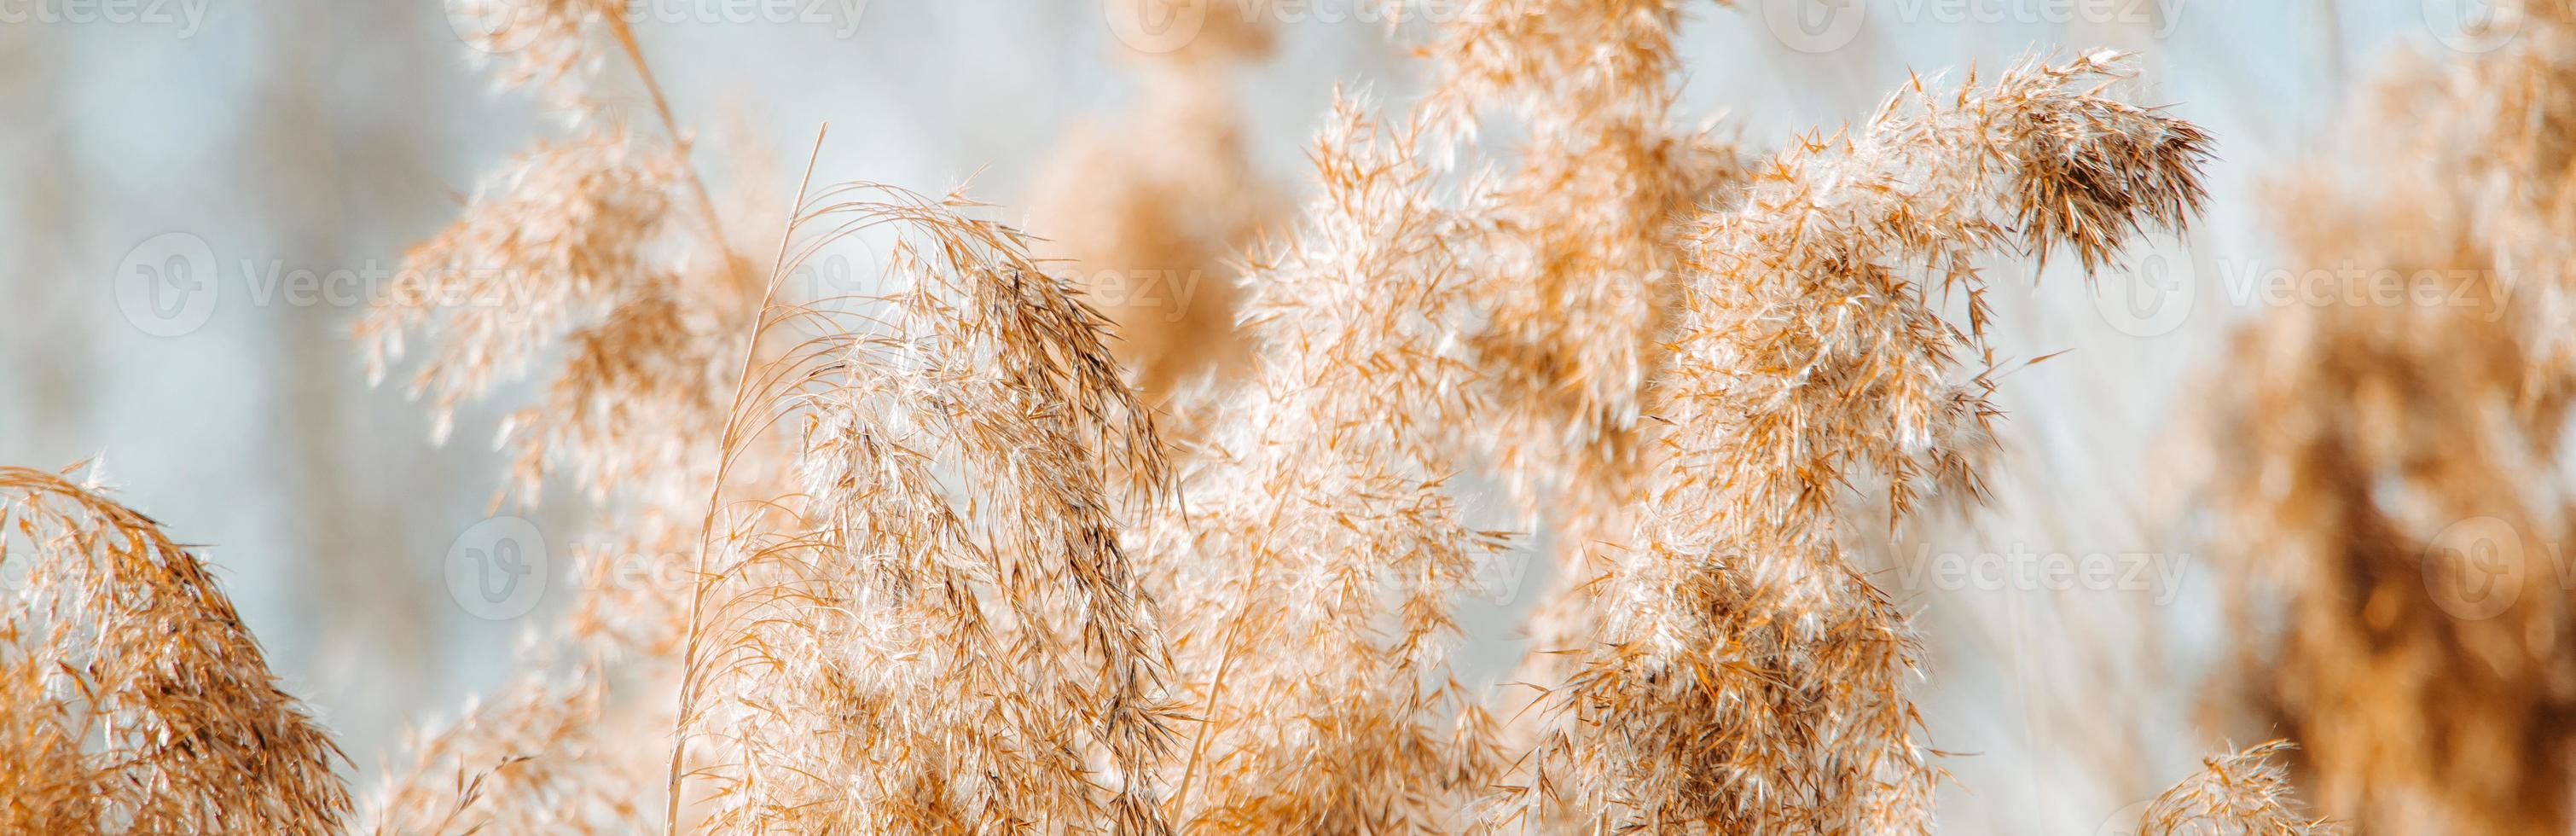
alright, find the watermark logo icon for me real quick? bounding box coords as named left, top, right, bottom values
left=1760, top=0, right=1865, bottom=54
left=114, top=232, right=218, bottom=338
left=2092, top=798, right=2155, bottom=836
left=2424, top=0, right=2522, bottom=53
left=2424, top=515, right=2524, bottom=620
left=446, top=0, right=542, bottom=54
left=1105, top=0, right=1205, bottom=54
left=446, top=515, right=549, bottom=621
left=2094, top=237, right=2196, bottom=337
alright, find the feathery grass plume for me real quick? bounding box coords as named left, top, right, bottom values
left=665, top=182, right=1180, bottom=833
left=361, top=8, right=765, bottom=830
left=364, top=0, right=757, bottom=562
left=1511, top=52, right=2209, bottom=832
left=1429, top=0, right=1746, bottom=502
left=0, top=463, right=349, bottom=833
left=1422, top=0, right=1743, bottom=516
left=355, top=132, right=733, bottom=833
left=2137, top=742, right=2335, bottom=836
left=358, top=130, right=681, bottom=450
left=1413, top=0, right=1747, bottom=738
left=1131, top=94, right=1513, bottom=832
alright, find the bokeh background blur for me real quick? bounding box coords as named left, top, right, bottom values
left=0, top=2, right=2515, bottom=831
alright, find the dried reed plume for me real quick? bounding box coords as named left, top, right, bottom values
left=357, top=3, right=758, bottom=831
left=1131, top=95, right=1512, bottom=832
left=1413, top=0, right=1748, bottom=755
left=1512, top=52, right=2209, bottom=832
left=2137, top=741, right=2335, bottom=836
left=1425, top=0, right=1741, bottom=511
left=0, top=464, right=348, bottom=833
left=664, top=182, right=1180, bottom=833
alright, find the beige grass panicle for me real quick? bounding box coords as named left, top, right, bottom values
left=1426, top=0, right=1745, bottom=514
left=1412, top=1, right=1750, bottom=750
left=1510, top=52, right=2211, bottom=833
left=664, top=183, right=1181, bottom=833
left=0, top=464, right=349, bottom=833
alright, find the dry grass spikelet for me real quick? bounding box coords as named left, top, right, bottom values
left=1510, top=52, right=2210, bottom=833
left=665, top=182, right=1180, bottom=833
left=0, top=463, right=349, bottom=833
left=2137, top=741, right=2336, bottom=836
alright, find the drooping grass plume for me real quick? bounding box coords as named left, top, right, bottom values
left=1511, top=52, right=2210, bottom=832
left=2137, top=741, right=2336, bottom=836
left=664, top=182, right=1181, bottom=833
left=0, top=463, right=349, bottom=833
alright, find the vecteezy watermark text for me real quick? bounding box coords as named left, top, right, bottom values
left=1757, top=0, right=2188, bottom=54
left=113, top=232, right=561, bottom=337
left=1894, top=543, right=2191, bottom=605
left=0, top=0, right=209, bottom=37
left=454, top=0, right=870, bottom=49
